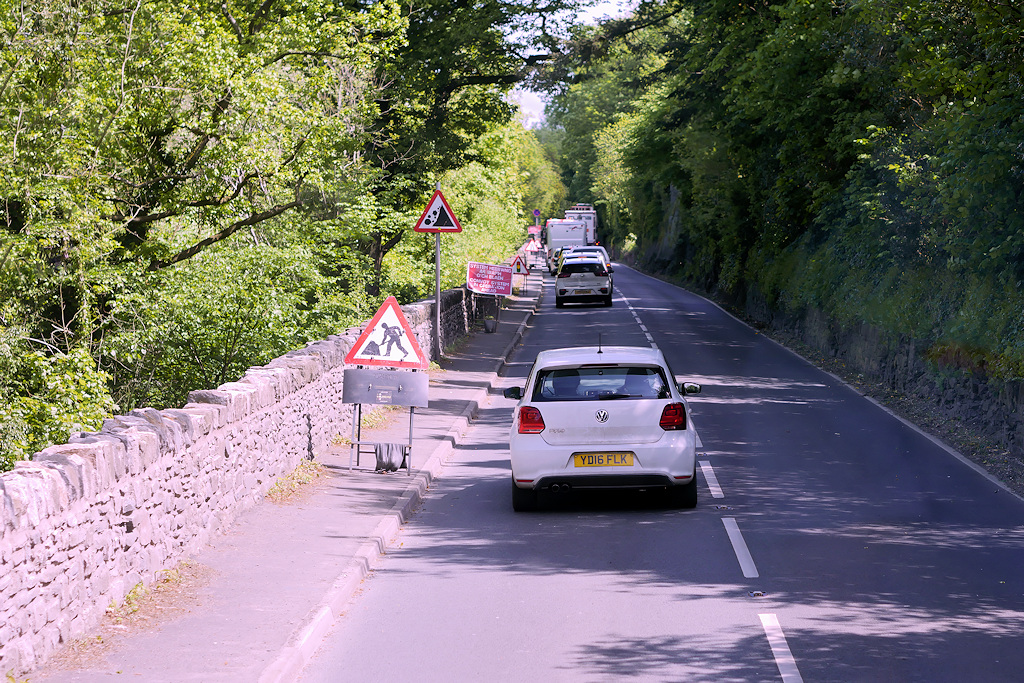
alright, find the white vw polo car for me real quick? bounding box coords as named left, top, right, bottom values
left=503, top=346, right=702, bottom=511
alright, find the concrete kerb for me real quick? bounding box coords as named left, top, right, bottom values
left=258, top=393, right=473, bottom=683
left=259, top=281, right=542, bottom=683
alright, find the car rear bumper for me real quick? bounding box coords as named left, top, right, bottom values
left=555, top=292, right=608, bottom=303
left=530, top=472, right=692, bottom=491
left=510, top=434, right=697, bottom=490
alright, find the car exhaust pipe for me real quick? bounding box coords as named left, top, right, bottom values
left=549, top=483, right=571, bottom=493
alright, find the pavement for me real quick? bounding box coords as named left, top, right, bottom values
left=33, top=269, right=545, bottom=683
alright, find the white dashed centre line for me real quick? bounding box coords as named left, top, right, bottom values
left=621, top=294, right=657, bottom=350
left=722, top=517, right=759, bottom=578
left=699, top=461, right=724, bottom=498
left=620, top=269, right=804, bottom=683
left=759, top=614, right=804, bottom=682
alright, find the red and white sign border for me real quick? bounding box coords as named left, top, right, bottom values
left=343, top=296, right=429, bottom=369
left=412, top=190, right=463, bottom=233
left=510, top=254, right=530, bottom=275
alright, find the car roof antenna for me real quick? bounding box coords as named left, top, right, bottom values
left=598, top=333, right=603, bottom=354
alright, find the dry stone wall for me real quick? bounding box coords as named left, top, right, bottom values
left=0, top=292, right=477, bottom=675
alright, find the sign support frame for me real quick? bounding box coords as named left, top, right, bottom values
left=341, top=366, right=428, bottom=476
left=347, top=403, right=416, bottom=475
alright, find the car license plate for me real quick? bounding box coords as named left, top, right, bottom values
left=574, top=452, right=634, bottom=467
left=574, top=289, right=593, bottom=294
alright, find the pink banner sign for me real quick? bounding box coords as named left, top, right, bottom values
left=467, top=262, right=513, bottom=296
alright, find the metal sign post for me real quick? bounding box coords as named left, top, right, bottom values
left=412, top=182, right=463, bottom=360
left=435, top=230, right=441, bottom=359
left=434, top=181, right=442, bottom=360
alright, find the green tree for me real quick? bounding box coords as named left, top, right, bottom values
left=0, top=342, right=115, bottom=469
left=0, top=0, right=590, bottom=469
left=98, top=245, right=344, bottom=411
left=356, top=0, right=583, bottom=292
left=1, top=0, right=403, bottom=338
left=548, top=0, right=1024, bottom=374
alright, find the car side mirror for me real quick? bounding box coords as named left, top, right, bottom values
left=608, top=266, right=614, bottom=273
left=679, top=382, right=701, bottom=395
left=503, top=387, right=523, bottom=400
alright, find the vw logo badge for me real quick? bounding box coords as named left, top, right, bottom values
left=595, top=410, right=609, bottom=423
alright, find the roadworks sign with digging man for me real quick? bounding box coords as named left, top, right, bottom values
left=344, top=296, right=429, bottom=369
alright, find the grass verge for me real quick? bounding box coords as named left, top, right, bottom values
left=266, top=458, right=325, bottom=503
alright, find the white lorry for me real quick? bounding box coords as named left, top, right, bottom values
left=543, top=218, right=588, bottom=274
left=564, top=203, right=598, bottom=245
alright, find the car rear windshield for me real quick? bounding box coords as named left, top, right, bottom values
left=531, top=366, right=670, bottom=401
left=559, top=262, right=606, bottom=276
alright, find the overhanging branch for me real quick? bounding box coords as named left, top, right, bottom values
left=147, top=199, right=303, bottom=271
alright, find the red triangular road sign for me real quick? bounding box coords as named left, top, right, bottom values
left=344, top=297, right=429, bottom=369
left=413, top=190, right=463, bottom=233
left=511, top=254, right=529, bottom=274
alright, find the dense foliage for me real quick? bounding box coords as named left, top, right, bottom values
left=0, top=0, right=570, bottom=469
left=545, top=0, right=1024, bottom=377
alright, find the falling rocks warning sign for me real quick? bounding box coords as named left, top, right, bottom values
left=413, top=190, right=463, bottom=233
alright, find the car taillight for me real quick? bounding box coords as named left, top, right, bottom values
left=518, top=406, right=545, bottom=434
left=557, top=272, right=570, bottom=278
left=659, top=403, right=687, bottom=430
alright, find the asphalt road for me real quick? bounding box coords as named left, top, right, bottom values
left=299, top=266, right=1024, bottom=682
